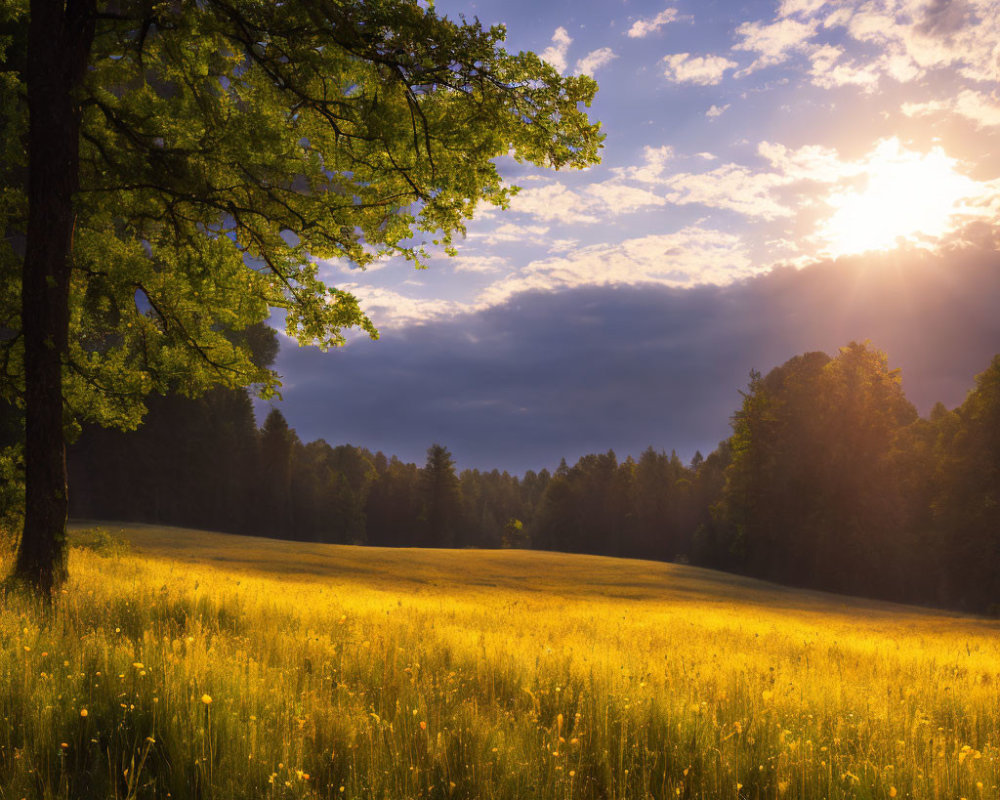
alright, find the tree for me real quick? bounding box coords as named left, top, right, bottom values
left=420, top=443, right=461, bottom=547
left=258, top=408, right=297, bottom=538
left=0, top=0, right=602, bottom=591
left=716, top=343, right=916, bottom=594
left=931, top=356, right=1000, bottom=609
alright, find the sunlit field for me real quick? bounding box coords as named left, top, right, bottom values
left=3, top=523, right=1000, bottom=800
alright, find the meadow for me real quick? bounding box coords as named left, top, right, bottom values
left=2, top=523, right=999, bottom=800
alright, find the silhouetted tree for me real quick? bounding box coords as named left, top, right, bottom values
left=421, top=444, right=462, bottom=547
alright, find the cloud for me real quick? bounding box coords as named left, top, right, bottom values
left=903, top=89, right=1000, bottom=128
left=706, top=103, right=730, bottom=118
left=582, top=181, right=668, bottom=214
left=737, top=0, right=1000, bottom=92
left=733, top=17, right=818, bottom=74
left=614, top=145, right=674, bottom=183
left=662, top=53, right=738, bottom=85
left=334, top=285, right=471, bottom=328
left=807, top=44, right=882, bottom=91
left=450, top=255, right=509, bottom=274
left=504, top=175, right=668, bottom=226
left=575, top=47, right=618, bottom=76
left=469, top=223, right=550, bottom=247
left=540, top=27, right=573, bottom=73
left=627, top=7, right=679, bottom=38
left=271, top=249, right=1000, bottom=473
left=626, top=136, right=1000, bottom=257
left=778, top=0, right=828, bottom=16
left=477, top=226, right=757, bottom=306
left=661, top=163, right=795, bottom=220
left=508, top=183, right=602, bottom=225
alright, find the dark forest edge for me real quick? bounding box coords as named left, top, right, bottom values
left=3, top=339, right=998, bottom=614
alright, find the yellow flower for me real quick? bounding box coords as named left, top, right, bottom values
left=132, top=662, right=144, bottom=669
left=419, top=721, right=427, bottom=730
left=889, top=788, right=897, bottom=798
left=80, top=709, right=88, bottom=718
left=201, top=694, right=213, bottom=705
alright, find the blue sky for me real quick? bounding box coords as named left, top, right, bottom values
left=264, top=0, right=1000, bottom=472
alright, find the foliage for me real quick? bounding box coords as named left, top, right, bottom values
left=0, top=0, right=602, bottom=429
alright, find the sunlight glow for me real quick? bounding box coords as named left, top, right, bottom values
left=818, top=139, right=981, bottom=257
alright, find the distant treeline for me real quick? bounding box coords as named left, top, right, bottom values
left=66, top=340, right=1000, bottom=613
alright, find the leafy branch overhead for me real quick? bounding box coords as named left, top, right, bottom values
left=0, top=0, right=602, bottom=429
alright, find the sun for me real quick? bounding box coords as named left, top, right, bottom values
left=818, top=139, right=981, bottom=258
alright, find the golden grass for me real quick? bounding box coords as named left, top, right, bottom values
left=2, top=521, right=999, bottom=799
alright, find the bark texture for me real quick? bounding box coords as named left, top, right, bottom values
left=14, top=0, right=94, bottom=593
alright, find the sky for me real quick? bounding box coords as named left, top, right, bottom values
left=263, top=0, right=1000, bottom=473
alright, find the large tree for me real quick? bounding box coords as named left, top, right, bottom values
left=0, top=0, right=601, bottom=591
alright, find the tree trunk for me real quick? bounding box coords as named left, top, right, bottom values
left=13, top=0, right=94, bottom=594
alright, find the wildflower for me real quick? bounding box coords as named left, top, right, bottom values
left=419, top=721, right=427, bottom=730
left=132, top=662, right=144, bottom=669
left=60, top=742, right=69, bottom=749
left=201, top=694, right=213, bottom=705
left=80, top=709, right=88, bottom=718
left=889, top=788, right=897, bottom=798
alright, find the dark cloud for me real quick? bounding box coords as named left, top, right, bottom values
left=263, top=247, right=1000, bottom=473
left=915, top=0, right=974, bottom=38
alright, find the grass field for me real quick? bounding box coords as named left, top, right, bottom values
left=2, top=523, right=999, bottom=799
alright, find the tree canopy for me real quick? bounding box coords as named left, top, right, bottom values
left=0, top=0, right=602, bottom=590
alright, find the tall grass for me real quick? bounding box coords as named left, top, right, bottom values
left=2, top=522, right=999, bottom=799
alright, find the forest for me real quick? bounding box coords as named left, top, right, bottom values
left=34, top=329, right=997, bottom=614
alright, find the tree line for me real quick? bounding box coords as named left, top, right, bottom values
left=60, top=339, right=1000, bottom=613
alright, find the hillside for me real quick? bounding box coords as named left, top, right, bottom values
left=2, top=522, right=998, bottom=799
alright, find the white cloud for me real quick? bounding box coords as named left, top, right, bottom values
left=450, top=255, right=509, bottom=274
left=807, top=44, right=882, bottom=91
left=730, top=0, right=1000, bottom=93
left=757, top=141, right=858, bottom=183
left=583, top=181, right=668, bottom=213
left=469, top=222, right=550, bottom=247
left=338, top=285, right=470, bottom=328
left=734, top=17, right=818, bottom=74
left=706, top=103, right=730, bottom=118
left=508, top=183, right=601, bottom=225
left=662, top=163, right=795, bottom=220
left=477, top=227, right=757, bottom=305
left=779, top=0, right=829, bottom=16
left=506, top=173, right=669, bottom=226
left=805, top=0, right=1000, bottom=89
left=903, top=89, right=1000, bottom=128
left=627, top=7, right=679, bottom=38
left=541, top=27, right=573, bottom=74
left=614, top=145, right=674, bottom=183
left=629, top=137, right=1000, bottom=258
left=575, top=47, right=618, bottom=76
left=662, top=53, right=738, bottom=85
